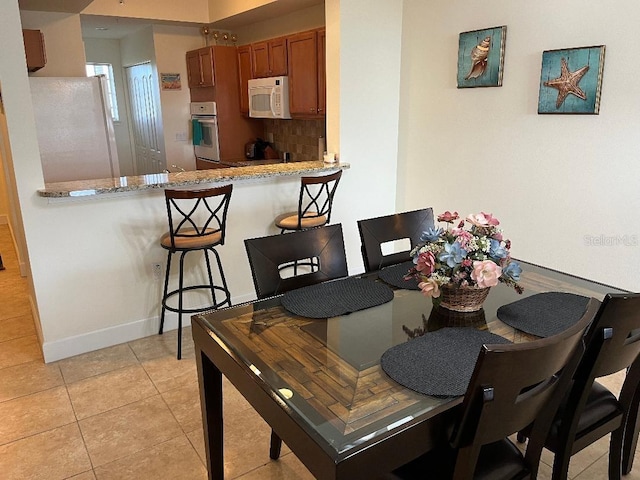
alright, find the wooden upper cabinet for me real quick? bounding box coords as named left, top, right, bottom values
left=186, top=47, right=215, bottom=88
left=22, top=29, right=46, bottom=72
left=251, top=37, right=287, bottom=78
left=317, top=29, right=326, bottom=116
left=287, top=29, right=324, bottom=117
left=237, top=45, right=252, bottom=115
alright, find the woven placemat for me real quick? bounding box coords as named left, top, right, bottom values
left=497, top=292, right=594, bottom=338
left=281, top=277, right=395, bottom=319
left=381, top=328, right=511, bottom=397
left=378, top=261, right=420, bottom=290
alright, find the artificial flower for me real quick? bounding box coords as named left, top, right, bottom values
left=439, top=242, right=467, bottom=268
left=420, top=227, right=444, bottom=243
left=466, top=212, right=500, bottom=228
left=415, top=251, right=436, bottom=275
left=502, top=261, right=522, bottom=282
left=437, top=211, right=459, bottom=223
left=418, top=278, right=441, bottom=298
left=471, top=260, right=502, bottom=288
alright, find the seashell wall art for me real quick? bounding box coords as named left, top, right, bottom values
left=457, top=26, right=507, bottom=88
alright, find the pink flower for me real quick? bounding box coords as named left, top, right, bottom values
left=471, top=260, right=502, bottom=288
left=418, top=278, right=441, bottom=298
left=437, top=211, right=459, bottom=223
left=452, top=228, right=474, bottom=248
left=466, top=212, right=500, bottom=228
left=415, top=251, right=436, bottom=275
left=492, top=232, right=503, bottom=241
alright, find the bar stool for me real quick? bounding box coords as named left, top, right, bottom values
left=158, top=185, right=233, bottom=359
left=273, top=170, right=342, bottom=275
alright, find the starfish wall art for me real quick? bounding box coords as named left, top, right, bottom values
left=538, top=46, right=605, bottom=114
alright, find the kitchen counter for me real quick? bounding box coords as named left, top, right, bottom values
left=37, top=161, right=349, bottom=198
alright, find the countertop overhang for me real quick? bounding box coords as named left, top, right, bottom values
left=37, top=161, right=350, bottom=198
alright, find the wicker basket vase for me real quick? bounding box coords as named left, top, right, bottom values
left=437, top=284, right=491, bottom=312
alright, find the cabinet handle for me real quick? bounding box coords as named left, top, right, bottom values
left=310, top=108, right=315, bottom=112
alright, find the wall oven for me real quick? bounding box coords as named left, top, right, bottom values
left=191, top=102, right=220, bottom=161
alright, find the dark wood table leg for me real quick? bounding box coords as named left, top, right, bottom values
left=269, top=430, right=282, bottom=459
left=195, top=346, right=224, bottom=479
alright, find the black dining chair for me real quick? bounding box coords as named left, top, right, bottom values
left=516, top=293, right=640, bottom=480
left=158, top=185, right=233, bottom=360
left=380, top=299, right=600, bottom=480
left=357, top=208, right=434, bottom=272
left=244, top=223, right=348, bottom=459
left=244, top=223, right=348, bottom=300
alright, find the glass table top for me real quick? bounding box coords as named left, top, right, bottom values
left=194, top=261, right=625, bottom=457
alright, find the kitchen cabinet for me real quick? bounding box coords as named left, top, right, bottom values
left=251, top=37, right=287, bottom=78
left=186, top=47, right=214, bottom=88
left=237, top=45, right=252, bottom=115
left=287, top=28, right=325, bottom=117
left=22, top=29, right=46, bottom=72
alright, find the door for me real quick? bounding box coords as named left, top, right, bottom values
left=125, top=62, right=164, bottom=174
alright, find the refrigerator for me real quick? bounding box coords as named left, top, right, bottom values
left=29, top=76, right=120, bottom=183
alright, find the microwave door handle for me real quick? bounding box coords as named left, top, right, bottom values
left=270, top=89, right=277, bottom=117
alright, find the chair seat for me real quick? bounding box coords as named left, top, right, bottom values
left=274, top=211, right=327, bottom=230
left=160, top=228, right=222, bottom=250
left=545, top=381, right=621, bottom=453
left=382, top=439, right=528, bottom=480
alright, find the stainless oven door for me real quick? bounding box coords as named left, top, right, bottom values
left=193, top=116, right=220, bottom=161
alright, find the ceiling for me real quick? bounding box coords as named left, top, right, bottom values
left=18, top=0, right=324, bottom=40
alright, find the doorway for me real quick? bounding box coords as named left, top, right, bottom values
left=124, top=62, right=165, bottom=174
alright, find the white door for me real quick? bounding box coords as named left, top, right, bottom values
left=125, top=63, right=164, bottom=174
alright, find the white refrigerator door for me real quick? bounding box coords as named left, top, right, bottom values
left=29, top=76, right=120, bottom=183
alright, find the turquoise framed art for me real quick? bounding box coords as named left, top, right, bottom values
left=457, top=26, right=507, bottom=88
left=538, top=46, right=606, bottom=114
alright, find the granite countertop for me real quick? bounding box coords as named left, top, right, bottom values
left=37, top=161, right=349, bottom=198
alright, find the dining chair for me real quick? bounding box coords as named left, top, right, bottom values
left=357, top=208, right=434, bottom=272
left=244, top=223, right=348, bottom=300
left=381, top=298, right=600, bottom=480
left=244, top=223, right=348, bottom=459
left=274, top=170, right=342, bottom=233
left=517, top=293, right=640, bottom=480
left=158, top=185, right=233, bottom=360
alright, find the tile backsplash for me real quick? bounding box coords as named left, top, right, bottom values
left=263, top=119, right=325, bottom=161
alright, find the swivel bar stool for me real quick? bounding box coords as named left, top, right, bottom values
left=158, top=185, right=233, bottom=359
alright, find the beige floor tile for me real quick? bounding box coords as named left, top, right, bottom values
left=67, top=365, right=158, bottom=420
left=161, top=380, right=202, bottom=433
left=0, top=314, right=36, bottom=343
left=540, top=436, right=609, bottom=479
left=0, top=335, right=43, bottom=369
left=237, top=452, right=314, bottom=480
left=141, top=354, right=197, bottom=393
left=56, top=343, right=139, bottom=384
left=94, top=435, right=207, bottom=480
left=0, top=284, right=31, bottom=321
left=0, top=360, right=63, bottom=402
left=0, top=423, right=91, bottom=480
left=67, top=472, right=97, bottom=480
left=79, top=394, right=183, bottom=467
left=0, top=385, right=76, bottom=445
left=186, top=428, right=206, bottom=466
left=222, top=376, right=253, bottom=418
left=128, top=328, right=195, bottom=363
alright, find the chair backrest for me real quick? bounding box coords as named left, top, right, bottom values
left=295, top=170, right=342, bottom=229
left=449, top=298, right=600, bottom=478
left=164, top=185, right=232, bottom=250
left=244, top=224, right=348, bottom=299
left=357, top=208, right=435, bottom=272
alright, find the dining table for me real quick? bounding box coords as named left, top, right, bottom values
left=191, top=260, right=627, bottom=480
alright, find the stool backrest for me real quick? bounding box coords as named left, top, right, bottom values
left=295, top=170, right=342, bottom=229
left=449, top=299, right=600, bottom=478
left=358, top=208, right=435, bottom=272
left=164, top=185, right=232, bottom=250
left=245, top=224, right=348, bottom=299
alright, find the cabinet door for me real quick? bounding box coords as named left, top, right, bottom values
left=251, top=42, right=270, bottom=78
left=237, top=45, right=252, bottom=114
left=268, top=37, right=288, bottom=76
left=199, top=48, right=215, bottom=87
left=22, top=29, right=46, bottom=72
left=186, top=50, right=203, bottom=88
left=186, top=47, right=215, bottom=88
left=287, top=31, right=318, bottom=116
left=317, top=29, right=326, bottom=116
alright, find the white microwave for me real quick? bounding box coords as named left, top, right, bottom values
left=248, top=76, right=291, bottom=119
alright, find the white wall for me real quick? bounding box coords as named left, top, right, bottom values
left=19, top=11, right=86, bottom=77
left=398, top=0, right=640, bottom=291
left=84, top=38, right=135, bottom=176
left=233, top=3, right=324, bottom=44
left=152, top=25, right=203, bottom=172
left=82, top=0, right=209, bottom=23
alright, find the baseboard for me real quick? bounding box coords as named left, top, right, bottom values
left=41, top=292, right=255, bottom=363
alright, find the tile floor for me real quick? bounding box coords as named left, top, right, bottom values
left=0, top=222, right=638, bottom=479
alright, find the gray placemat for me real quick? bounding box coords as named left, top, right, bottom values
left=381, top=328, right=511, bottom=397
left=281, top=277, right=394, bottom=319
left=497, top=292, right=594, bottom=338
left=378, top=261, right=420, bottom=290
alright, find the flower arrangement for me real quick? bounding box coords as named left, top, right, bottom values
left=407, top=211, right=523, bottom=299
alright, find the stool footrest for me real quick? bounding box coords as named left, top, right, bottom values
left=162, top=285, right=231, bottom=313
